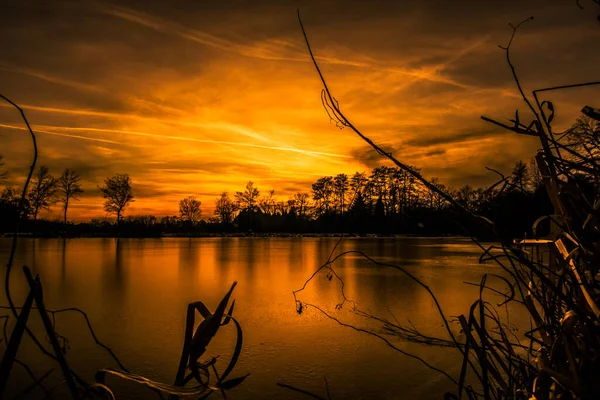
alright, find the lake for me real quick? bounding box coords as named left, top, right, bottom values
left=1, top=237, right=519, bottom=399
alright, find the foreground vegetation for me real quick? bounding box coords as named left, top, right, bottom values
left=2, top=2, right=600, bottom=399
left=288, top=7, right=600, bottom=400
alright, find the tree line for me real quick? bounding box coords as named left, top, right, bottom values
left=0, top=114, right=597, bottom=237
left=0, top=166, right=135, bottom=232
left=0, top=157, right=548, bottom=237
left=0, top=165, right=84, bottom=224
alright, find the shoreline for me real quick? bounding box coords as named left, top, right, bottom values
left=1, top=232, right=469, bottom=239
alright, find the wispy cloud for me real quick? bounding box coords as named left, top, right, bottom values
left=0, top=62, right=107, bottom=94
left=0, top=103, right=288, bottom=145
left=94, top=1, right=478, bottom=89
left=0, top=123, right=121, bottom=144
left=96, top=2, right=307, bottom=62
left=27, top=124, right=353, bottom=159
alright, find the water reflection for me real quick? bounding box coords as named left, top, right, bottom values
left=1, top=236, right=505, bottom=400
left=30, top=238, right=36, bottom=269
left=115, top=238, right=124, bottom=288
left=60, top=238, right=68, bottom=289
left=100, top=238, right=127, bottom=301
left=217, top=238, right=234, bottom=283
left=241, top=238, right=258, bottom=294
left=177, top=238, right=195, bottom=271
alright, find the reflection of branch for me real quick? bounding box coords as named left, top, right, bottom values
left=0, top=305, right=128, bottom=371
left=277, top=382, right=328, bottom=400
left=294, top=249, right=460, bottom=348
left=0, top=313, right=52, bottom=396
left=354, top=309, right=458, bottom=348
left=10, top=367, right=54, bottom=399
left=292, top=235, right=356, bottom=314
left=305, top=302, right=458, bottom=384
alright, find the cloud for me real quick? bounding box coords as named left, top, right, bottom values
left=95, top=1, right=308, bottom=62
left=403, top=126, right=509, bottom=147
left=27, top=123, right=352, bottom=159
left=0, top=123, right=121, bottom=145
left=1, top=0, right=597, bottom=220
left=0, top=62, right=107, bottom=94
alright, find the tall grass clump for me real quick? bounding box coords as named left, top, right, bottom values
left=291, top=10, right=600, bottom=400
left=0, top=96, right=247, bottom=399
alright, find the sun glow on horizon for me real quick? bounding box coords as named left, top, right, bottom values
left=1, top=0, right=599, bottom=221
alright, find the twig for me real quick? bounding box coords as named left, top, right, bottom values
left=277, top=383, right=328, bottom=400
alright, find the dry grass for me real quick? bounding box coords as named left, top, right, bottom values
left=291, top=10, right=600, bottom=400
left=0, top=95, right=247, bottom=399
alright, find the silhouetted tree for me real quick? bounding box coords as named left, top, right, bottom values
left=274, top=200, right=287, bottom=215
left=179, top=196, right=202, bottom=224
left=563, top=115, right=600, bottom=185
left=349, top=191, right=368, bottom=214
left=293, top=192, right=311, bottom=218
left=559, top=114, right=600, bottom=187
left=161, top=215, right=180, bottom=228
left=374, top=196, right=386, bottom=229
left=431, top=178, right=448, bottom=210
left=426, top=177, right=441, bottom=209
left=259, top=189, right=276, bottom=215
left=456, top=185, right=475, bottom=211
left=397, top=166, right=421, bottom=214
left=370, top=167, right=389, bottom=205
left=348, top=191, right=370, bottom=231
left=0, top=187, right=22, bottom=206
left=286, top=198, right=297, bottom=215
left=333, top=173, right=349, bottom=213
left=0, top=187, right=29, bottom=228
left=312, top=176, right=334, bottom=215
left=362, top=179, right=376, bottom=211
left=57, top=168, right=83, bottom=223
left=28, top=166, right=57, bottom=220
left=121, top=214, right=160, bottom=237
left=99, top=173, right=134, bottom=230
left=569, top=115, right=600, bottom=151
left=511, top=160, right=530, bottom=193
left=235, top=181, right=260, bottom=211
left=528, top=158, right=544, bottom=191
left=215, top=192, right=238, bottom=225
left=350, top=171, right=368, bottom=201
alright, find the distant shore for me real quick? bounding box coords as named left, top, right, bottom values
left=1, top=232, right=467, bottom=239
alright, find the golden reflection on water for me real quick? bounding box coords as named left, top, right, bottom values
left=1, top=237, right=522, bottom=399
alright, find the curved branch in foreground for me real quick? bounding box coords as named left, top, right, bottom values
left=0, top=96, right=61, bottom=369
left=496, top=17, right=559, bottom=172
left=0, top=305, right=128, bottom=372
left=296, top=11, right=495, bottom=241
left=0, top=94, right=38, bottom=315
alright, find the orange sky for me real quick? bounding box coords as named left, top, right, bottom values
left=1, top=0, right=599, bottom=221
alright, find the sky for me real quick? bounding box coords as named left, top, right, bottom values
left=1, top=0, right=599, bottom=221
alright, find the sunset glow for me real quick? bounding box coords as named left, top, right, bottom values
left=1, top=0, right=599, bottom=220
